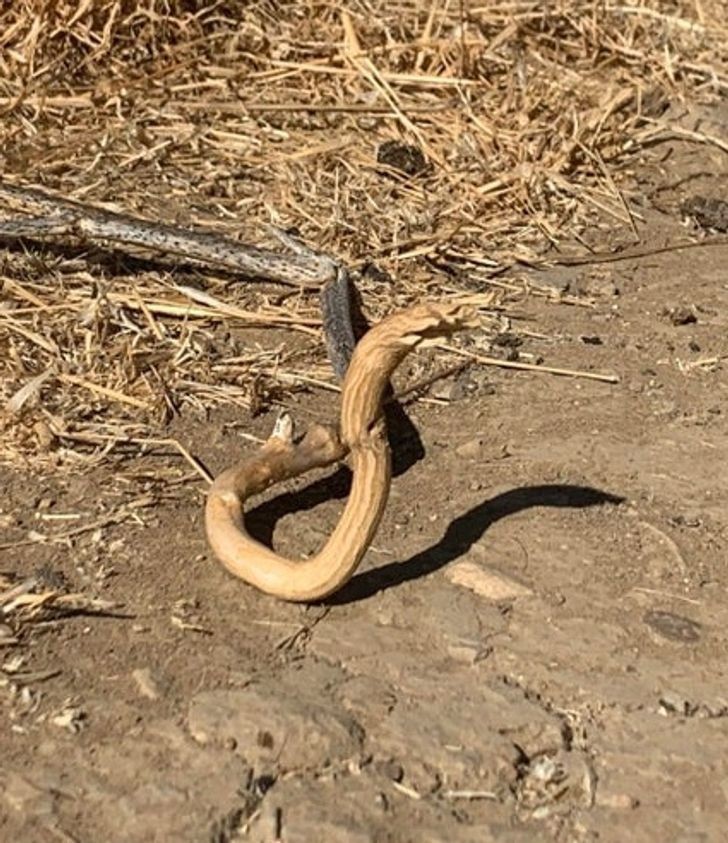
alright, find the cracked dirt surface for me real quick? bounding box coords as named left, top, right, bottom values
left=2, top=135, right=728, bottom=842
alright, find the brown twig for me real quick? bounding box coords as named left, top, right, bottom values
left=438, top=343, right=620, bottom=383
left=548, top=237, right=728, bottom=267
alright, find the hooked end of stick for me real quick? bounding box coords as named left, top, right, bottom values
left=422, top=302, right=480, bottom=335
left=271, top=411, right=294, bottom=444
left=396, top=302, right=480, bottom=350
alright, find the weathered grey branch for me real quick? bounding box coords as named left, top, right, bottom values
left=0, top=180, right=337, bottom=288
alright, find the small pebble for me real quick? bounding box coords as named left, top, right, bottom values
left=666, top=306, right=697, bottom=326
left=597, top=792, right=639, bottom=810
left=132, top=667, right=162, bottom=700
left=644, top=610, right=701, bottom=643
left=455, top=438, right=483, bottom=459
left=374, top=759, right=404, bottom=782
left=447, top=643, right=482, bottom=665
left=447, top=560, right=532, bottom=601
left=376, top=140, right=428, bottom=176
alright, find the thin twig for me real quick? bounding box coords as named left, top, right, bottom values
left=0, top=496, right=157, bottom=551
left=548, top=237, right=728, bottom=267
left=437, top=343, right=620, bottom=383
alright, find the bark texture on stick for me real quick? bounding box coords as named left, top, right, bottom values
left=0, top=180, right=336, bottom=287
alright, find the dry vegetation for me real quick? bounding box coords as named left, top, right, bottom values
left=1, top=0, right=726, bottom=475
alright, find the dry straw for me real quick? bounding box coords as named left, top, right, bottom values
left=1, top=1, right=726, bottom=472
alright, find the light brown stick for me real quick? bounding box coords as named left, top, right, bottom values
left=205, top=302, right=477, bottom=602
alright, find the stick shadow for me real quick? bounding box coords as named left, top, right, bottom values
left=245, top=397, right=425, bottom=546
left=330, top=484, right=625, bottom=604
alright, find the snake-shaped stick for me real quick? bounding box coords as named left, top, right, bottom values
left=205, top=302, right=478, bottom=602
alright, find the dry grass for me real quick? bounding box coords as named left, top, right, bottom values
left=1, top=0, right=726, bottom=472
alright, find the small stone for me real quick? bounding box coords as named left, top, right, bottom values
left=361, top=263, right=393, bottom=285
left=596, top=792, right=639, bottom=809
left=644, top=610, right=701, bottom=643
left=447, top=643, right=482, bottom=664
left=455, top=438, right=483, bottom=459
left=681, top=195, right=728, bottom=231
left=658, top=690, right=692, bottom=716
left=374, top=759, right=404, bottom=782
left=579, top=273, right=619, bottom=297
left=132, top=667, right=162, bottom=701
left=430, top=380, right=457, bottom=401
left=665, top=306, right=697, bottom=326
left=0, top=513, right=16, bottom=529
left=446, top=560, right=532, bottom=601
left=491, top=332, right=522, bottom=350
left=497, top=442, right=514, bottom=459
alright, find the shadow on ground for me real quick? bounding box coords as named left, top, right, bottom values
left=248, top=467, right=624, bottom=604
left=245, top=398, right=425, bottom=546
left=333, top=484, right=625, bottom=603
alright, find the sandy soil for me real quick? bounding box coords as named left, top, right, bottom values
left=2, top=128, right=728, bottom=842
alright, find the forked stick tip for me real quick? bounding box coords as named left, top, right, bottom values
left=271, top=411, right=294, bottom=443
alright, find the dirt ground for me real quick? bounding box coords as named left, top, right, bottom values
left=2, top=111, right=728, bottom=843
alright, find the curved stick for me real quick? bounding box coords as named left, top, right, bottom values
left=205, top=302, right=478, bottom=602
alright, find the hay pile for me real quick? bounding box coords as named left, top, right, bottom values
left=1, top=1, right=726, bottom=470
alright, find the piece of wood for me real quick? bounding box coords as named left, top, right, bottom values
left=0, top=180, right=336, bottom=287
